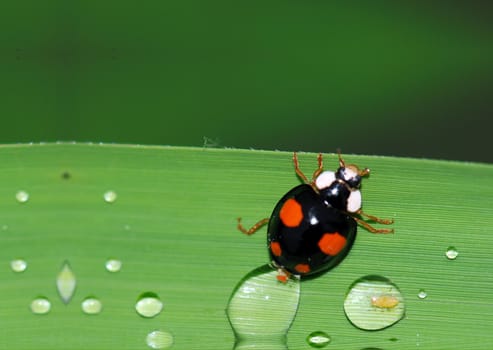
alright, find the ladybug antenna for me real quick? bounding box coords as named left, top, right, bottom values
left=337, top=148, right=345, bottom=168
left=359, top=167, right=370, bottom=177
left=338, top=149, right=370, bottom=177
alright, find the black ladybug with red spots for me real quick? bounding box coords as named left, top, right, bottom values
left=238, top=151, right=394, bottom=282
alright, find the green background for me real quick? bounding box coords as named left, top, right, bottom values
left=1, top=1, right=492, bottom=162
left=0, top=144, right=491, bottom=349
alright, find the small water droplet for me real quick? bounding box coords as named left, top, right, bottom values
left=105, top=259, right=122, bottom=272
left=146, top=330, right=174, bottom=349
left=11, top=259, right=27, bottom=272
left=57, top=261, right=76, bottom=304
left=418, top=289, right=427, bottom=299
left=81, top=297, right=103, bottom=315
left=344, top=275, right=405, bottom=331
left=2, top=224, right=8, bottom=231
left=307, top=331, right=331, bottom=348
left=136, top=292, right=163, bottom=318
left=103, top=190, right=117, bottom=203
left=61, top=171, right=71, bottom=180
left=445, top=246, right=459, bottom=260
left=30, top=297, right=51, bottom=314
left=16, top=190, right=29, bottom=203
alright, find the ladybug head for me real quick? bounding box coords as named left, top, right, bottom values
left=335, top=151, right=370, bottom=189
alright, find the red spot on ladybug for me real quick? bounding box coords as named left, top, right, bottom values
left=270, top=241, right=282, bottom=257
left=294, top=263, right=311, bottom=274
left=318, top=232, right=347, bottom=256
left=279, top=198, right=303, bottom=227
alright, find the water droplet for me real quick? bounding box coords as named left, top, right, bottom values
left=418, top=289, right=427, bottom=299
left=81, top=297, right=103, bottom=315
left=307, top=331, right=331, bottom=348
left=146, top=330, right=174, bottom=349
left=61, top=171, right=71, bottom=180
left=136, top=292, right=163, bottom=318
left=2, top=224, right=8, bottom=231
left=344, top=275, right=405, bottom=331
left=56, top=261, right=76, bottom=304
left=105, top=259, right=122, bottom=272
left=445, top=246, right=459, bottom=260
left=226, top=265, right=300, bottom=344
left=103, top=190, right=117, bottom=203
left=30, top=297, right=51, bottom=314
left=11, top=259, right=27, bottom=272
left=16, top=190, right=29, bottom=203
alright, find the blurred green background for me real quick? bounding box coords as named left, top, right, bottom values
left=1, top=1, right=492, bottom=162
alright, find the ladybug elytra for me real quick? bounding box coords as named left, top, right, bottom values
left=237, top=151, right=394, bottom=282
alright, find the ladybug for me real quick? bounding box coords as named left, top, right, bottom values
left=237, top=151, right=394, bottom=282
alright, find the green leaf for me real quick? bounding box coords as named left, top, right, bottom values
left=0, top=144, right=491, bottom=349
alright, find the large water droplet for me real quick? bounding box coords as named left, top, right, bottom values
left=11, top=259, right=27, bottom=272
left=103, top=190, right=117, bottom=203
left=344, top=275, right=405, bottom=331
left=31, top=297, right=51, bottom=314
left=16, top=190, right=29, bottom=203
left=136, top=292, right=163, bottom=318
left=56, top=261, right=76, bottom=304
left=105, top=259, right=122, bottom=272
left=81, top=297, right=103, bottom=315
left=146, top=330, right=174, bottom=349
left=227, top=265, right=300, bottom=349
left=445, top=246, right=459, bottom=260
left=306, top=331, right=331, bottom=348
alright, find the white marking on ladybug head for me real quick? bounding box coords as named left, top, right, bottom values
left=342, top=166, right=358, bottom=183
left=346, top=190, right=362, bottom=213
left=315, top=171, right=336, bottom=190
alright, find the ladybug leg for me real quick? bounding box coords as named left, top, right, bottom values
left=357, top=210, right=394, bottom=225
left=293, top=152, right=324, bottom=187
left=270, top=261, right=293, bottom=283
left=293, top=152, right=310, bottom=184
left=352, top=212, right=394, bottom=234
left=311, top=153, right=324, bottom=182
left=276, top=268, right=291, bottom=284
left=353, top=217, right=394, bottom=234
left=237, top=217, right=269, bottom=235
